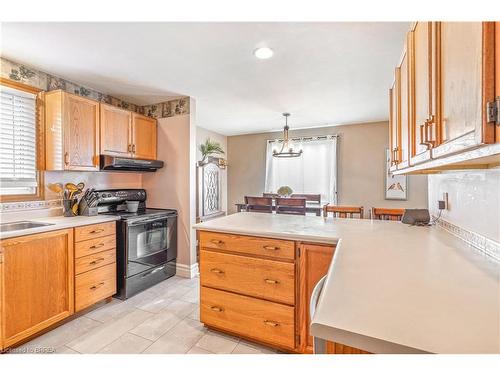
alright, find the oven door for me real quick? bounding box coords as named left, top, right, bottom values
left=125, top=215, right=177, bottom=277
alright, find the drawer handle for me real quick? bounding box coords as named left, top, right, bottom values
left=263, top=245, right=280, bottom=251
left=89, top=257, right=105, bottom=265
left=90, top=229, right=105, bottom=234
left=264, top=278, right=279, bottom=284
left=263, top=320, right=280, bottom=327
left=210, top=239, right=225, bottom=245
left=89, top=282, right=105, bottom=290
left=89, top=243, right=105, bottom=249
left=210, top=306, right=224, bottom=312
left=210, top=268, right=225, bottom=274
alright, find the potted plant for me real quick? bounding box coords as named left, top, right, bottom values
left=198, top=138, right=225, bottom=166
left=277, top=186, right=293, bottom=197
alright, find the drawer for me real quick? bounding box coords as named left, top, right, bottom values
left=199, top=231, right=295, bottom=261
left=200, top=286, right=295, bottom=350
left=75, top=248, right=116, bottom=275
left=200, top=250, right=295, bottom=305
left=75, top=221, right=116, bottom=243
left=75, top=234, right=116, bottom=258
left=75, top=263, right=116, bottom=312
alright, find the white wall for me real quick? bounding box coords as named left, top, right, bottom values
left=428, top=169, right=500, bottom=242
left=196, top=126, right=228, bottom=213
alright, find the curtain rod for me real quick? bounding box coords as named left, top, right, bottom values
left=267, top=134, right=339, bottom=143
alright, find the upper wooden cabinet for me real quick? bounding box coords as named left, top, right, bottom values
left=389, top=79, right=399, bottom=169
left=45, top=90, right=100, bottom=171
left=0, top=229, right=74, bottom=349
left=389, top=22, right=499, bottom=174
left=432, top=22, right=495, bottom=158
left=496, top=22, right=500, bottom=143
left=409, top=22, right=438, bottom=164
left=132, top=113, right=157, bottom=160
left=100, top=103, right=132, bottom=157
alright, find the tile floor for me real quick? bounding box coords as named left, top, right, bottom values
left=12, top=275, right=278, bottom=354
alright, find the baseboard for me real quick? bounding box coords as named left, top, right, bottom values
left=176, top=262, right=199, bottom=278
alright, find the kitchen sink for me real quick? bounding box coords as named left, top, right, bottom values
left=0, top=221, right=54, bottom=233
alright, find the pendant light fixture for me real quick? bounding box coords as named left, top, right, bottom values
left=273, top=113, right=303, bottom=158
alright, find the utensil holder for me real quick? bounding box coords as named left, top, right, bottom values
left=78, top=199, right=99, bottom=216
left=63, top=199, right=77, bottom=217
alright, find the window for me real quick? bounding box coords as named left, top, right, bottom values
left=265, top=135, right=338, bottom=204
left=0, top=79, right=42, bottom=200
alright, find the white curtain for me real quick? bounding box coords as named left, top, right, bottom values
left=264, top=136, right=338, bottom=204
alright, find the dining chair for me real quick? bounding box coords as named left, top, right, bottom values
left=263, top=193, right=279, bottom=199
left=276, top=197, right=306, bottom=215
left=244, top=196, right=273, bottom=213
left=323, top=205, right=364, bottom=219
left=291, top=193, right=321, bottom=203
left=371, top=207, right=405, bottom=221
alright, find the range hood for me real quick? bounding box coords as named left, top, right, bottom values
left=100, top=155, right=164, bottom=172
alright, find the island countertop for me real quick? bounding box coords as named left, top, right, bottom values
left=194, top=212, right=500, bottom=354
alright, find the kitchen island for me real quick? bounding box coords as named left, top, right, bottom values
left=193, top=212, right=500, bottom=354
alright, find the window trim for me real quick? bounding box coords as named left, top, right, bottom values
left=0, top=77, right=44, bottom=203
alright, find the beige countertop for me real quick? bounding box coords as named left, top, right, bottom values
left=194, top=212, right=500, bottom=354
left=0, top=215, right=119, bottom=240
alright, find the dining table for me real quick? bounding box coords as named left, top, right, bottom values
left=235, top=200, right=323, bottom=216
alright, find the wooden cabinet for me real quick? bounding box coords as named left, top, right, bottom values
left=131, top=113, right=157, bottom=160
left=432, top=22, right=495, bottom=159
left=298, top=243, right=335, bottom=353
left=45, top=90, right=100, bottom=171
left=409, top=22, right=437, bottom=164
left=494, top=22, right=500, bottom=143
left=388, top=81, right=399, bottom=169
left=74, top=222, right=117, bottom=312
left=100, top=103, right=132, bottom=157
left=0, top=230, right=74, bottom=349
left=388, top=22, right=499, bottom=175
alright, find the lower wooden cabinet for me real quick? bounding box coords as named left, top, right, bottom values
left=201, top=286, right=296, bottom=350
left=198, top=230, right=368, bottom=354
left=0, top=222, right=117, bottom=351
left=0, top=229, right=74, bottom=350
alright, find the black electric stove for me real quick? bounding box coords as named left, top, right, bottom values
left=95, top=189, right=177, bottom=300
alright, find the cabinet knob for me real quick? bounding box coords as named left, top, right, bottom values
left=89, top=257, right=105, bottom=265
left=64, top=152, right=69, bottom=166
left=263, top=320, right=280, bottom=327
left=89, top=243, right=105, bottom=249
left=89, top=282, right=105, bottom=290
left=210, top=306, right=224, bottom=312
left=210, top=268, right=225, bottom=274
left=210, top=239, right=224, bottom=246
left=89, top=229, right=104, bottom=234
left=264, top=278, right=279, bottom=284
left=263, top=245, right=279, bottom=251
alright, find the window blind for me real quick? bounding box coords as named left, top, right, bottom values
left=0, top=85, right=38, bottom=195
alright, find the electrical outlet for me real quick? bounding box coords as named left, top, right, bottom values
left=442, top=192, right=449, bottom=210
left=438, top=200, right=445, bottom=210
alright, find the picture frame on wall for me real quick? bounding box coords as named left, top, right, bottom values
left=385, top=149, right=408, bottom=200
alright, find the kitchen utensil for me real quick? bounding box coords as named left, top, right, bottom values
left=126, top=201, right=140, bottom=213
left=65, top=182, right=79, bottom=199
left=48, top=183, right=63, bottom=196
left=62, top=199, right=77, bottom=217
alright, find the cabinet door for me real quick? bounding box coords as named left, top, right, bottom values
left=410, top=22, right=436, bottom=164
left=397, top=38, right=410, bottom=168
left=433, top=22, right=496, bottom=158
left=131, top=113, right=157, bottom=160
left=496, top=22, right=500, bottom=143
left=63, top=93, right=99, bottom=170
left=100, top=103, right=132, bottom=157
left=0, top=229, right=74, bottom=349
left=389, top=81, right=399, bottom=170
left=298, top=243, right=335, bottom=353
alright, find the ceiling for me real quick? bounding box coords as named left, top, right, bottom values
left=1, top=22, right=409, bottom=135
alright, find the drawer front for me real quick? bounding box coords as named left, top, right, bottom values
left=75, top=221, right=116, bottom=242
left=75, top=235, right=116, bottom=258
left=75, top=248, right=116, bottom=275
left=75, top=263, right=116, bottom=312
left=199, top=231, right=295, bottom=261
left=200, top=286, right=295, bottom=350
left=200, top=250, right=295, bottom=305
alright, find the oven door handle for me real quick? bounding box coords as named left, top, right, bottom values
left=127, top=217, right=168, bottom=226
left=140, top=265, right=166, bottom=278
